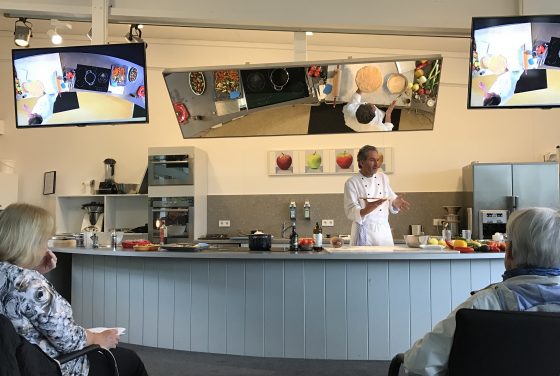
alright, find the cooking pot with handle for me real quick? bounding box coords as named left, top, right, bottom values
left=248, top=233, right=272, bottom=251
left=269, top=68, right=289, bottom=91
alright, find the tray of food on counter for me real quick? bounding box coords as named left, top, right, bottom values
left=160, top=242, right=210, bottom=252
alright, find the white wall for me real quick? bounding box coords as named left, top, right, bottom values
left=1, top=31, right=559, bottom=212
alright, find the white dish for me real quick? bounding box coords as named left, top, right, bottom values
left=419, top=245, right=445, bottom=250
left=89, top=327, right=126, bottom=335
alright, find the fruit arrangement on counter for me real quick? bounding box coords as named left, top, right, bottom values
left=427, top=237, right=507, bottom=253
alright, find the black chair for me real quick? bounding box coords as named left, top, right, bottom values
left=0, top=314, right=118, bottom=376
left=388, top=308, right=560, bottom=376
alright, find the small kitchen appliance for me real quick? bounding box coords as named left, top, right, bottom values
left=443, top=206, right=461, bottom=237
left=97, top=158, right=118, bottom=194
left=81, top=202, right=104, bottom=232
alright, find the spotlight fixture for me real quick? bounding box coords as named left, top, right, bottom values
left=305, top=31, right=314, bottom=36
left=14, top=18, right=32, bottom=47
left=47, top=19, right=72, bottom=45
left=125, top=24, right=144, bottom=43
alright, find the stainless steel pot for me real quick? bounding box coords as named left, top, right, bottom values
left=248, top=233, right=272, bottom=251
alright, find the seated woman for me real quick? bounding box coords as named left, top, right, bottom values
left=0, top=203, right=148, bottom=376
left=404, top=207, right=560, bottom=375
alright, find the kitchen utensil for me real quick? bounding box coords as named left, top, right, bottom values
left=386, top=73, right=408, bottom=94
left=188, top=71, right=206, bottom=95
left=269, top=68, right=289, bottom=91
left=173, top=102, right=189, bottom=124
left=160, top=242, right=209, bottom=252
left=248, top=233, right=272, bottom=251
left=167, top=225, right=186, bottom=236
left=116, top=183, right=139, bottom=194
left=409, top=224, right=424, bottom=236
left=331, top=65, right=341, bottom=107
left=133, top=244, right=160, bottom=251
left=404, top=235, right=421, bottom=248
left=246, top=71, right=266, bottom=92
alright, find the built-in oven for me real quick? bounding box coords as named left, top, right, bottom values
left=149, top=196, right=194, bottom=243
left=148, top=154, right=193, bottom=186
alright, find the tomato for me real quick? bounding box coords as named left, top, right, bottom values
left=299, top=238, right=314, bottom=245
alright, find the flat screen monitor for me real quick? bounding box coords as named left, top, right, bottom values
left=12, top=42, right=148, bottom=128
left=468, top=15, right=560, bottom=109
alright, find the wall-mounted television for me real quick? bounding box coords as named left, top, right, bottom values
left=12, top=43, right=148, bottom=128
left=468, top=15, right=560, bottom=109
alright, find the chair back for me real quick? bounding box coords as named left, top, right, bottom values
left=448, top=308, right=560, bottom=376
left=0, top=314, right=61, bottom=376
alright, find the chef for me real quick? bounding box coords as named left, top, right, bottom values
left=344, top=145, right=410, bottom=246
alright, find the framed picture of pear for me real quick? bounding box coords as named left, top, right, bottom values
left=162, top=55, right=443, bottom=138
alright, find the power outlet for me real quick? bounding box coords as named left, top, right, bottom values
left=218, top=220, right=230, bottom=227
left=322, top=219, right=334, bottom=227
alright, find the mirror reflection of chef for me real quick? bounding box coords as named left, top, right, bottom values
left=344, top=145, right=410, bottom=246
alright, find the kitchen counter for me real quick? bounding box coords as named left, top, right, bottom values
left=53, top=245, right=505, bottom=260
left=54, top=245, right=504, bottom=361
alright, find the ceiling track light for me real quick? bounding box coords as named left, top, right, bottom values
left=125, top=24, right=144, bottom=43
left=14, top=17, right=32, bottom=47
left=48, top=19, right=72, bottom=45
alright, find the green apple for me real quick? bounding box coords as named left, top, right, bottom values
left=307, top=152, right=322, bottom=169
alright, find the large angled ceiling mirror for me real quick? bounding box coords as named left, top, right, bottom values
left=163, top=55, right=443, bottom=138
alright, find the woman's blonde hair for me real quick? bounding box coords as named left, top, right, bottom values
left=0, top=203, right=54, bottom=268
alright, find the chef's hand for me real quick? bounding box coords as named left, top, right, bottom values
left=34, top=249, right=57, bottom=274
left=392, top=195, right=411, bottom=211
left=360, top=198, right=387, bottom=216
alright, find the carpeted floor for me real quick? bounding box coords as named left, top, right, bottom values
left=121, top=343, right=394, bottom=376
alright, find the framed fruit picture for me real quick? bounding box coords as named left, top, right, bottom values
left=333, top=149, right=355, bottom=173
left=268, top=150, right=300, bottom=175
left=303, top=150, right=325, bottom=174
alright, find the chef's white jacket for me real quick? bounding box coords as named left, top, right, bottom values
left=404, top=274, right=560, bottom=376
left=342, top=92, right=394, bottom=132
left=344, top=172, right=398, bottom=246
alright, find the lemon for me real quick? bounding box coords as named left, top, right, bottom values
left=438, top=239, right=447, bottom=247
left=453, top=239, right=468, bottom=248
left=428, top=238, right=439, bottom=245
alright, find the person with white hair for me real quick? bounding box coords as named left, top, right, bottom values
left=403, top=207, right=560, bottom=376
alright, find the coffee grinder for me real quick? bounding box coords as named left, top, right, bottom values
left=81, top=202, right=104, bottom=232
left=97, top=158, right=118, bottom=194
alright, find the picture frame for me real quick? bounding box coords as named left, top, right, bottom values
left=43, top=171, right=56, bottom=195
left=269, top=147, right=394, bottom=176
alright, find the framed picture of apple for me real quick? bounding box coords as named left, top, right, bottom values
left=334, top=149, right=355, bottom=173
left=375, top=147, right=394, bottom=174
left=269, top=151, right=299, bottom=175
left=304, top=150, right=325, bottom=173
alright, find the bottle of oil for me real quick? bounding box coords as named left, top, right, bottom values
left=289, top=223, right=299, bottom=251
left=312, top=222, right=323, bottom=251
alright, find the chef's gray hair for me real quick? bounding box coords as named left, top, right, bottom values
left=506, top=207, right=560, bottom=268
left=357, top=145, right=378, bottom=168
left=0, top=203, right=54, bottom=268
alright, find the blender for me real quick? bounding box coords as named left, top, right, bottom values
left=97, top=158, right=118, bottom=194
left=81, top=202, right=104, bottom=232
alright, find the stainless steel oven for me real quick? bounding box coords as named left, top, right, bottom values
left=149, top=197, right=194, bottom=243
left=148, top=154, right=193, bottom=186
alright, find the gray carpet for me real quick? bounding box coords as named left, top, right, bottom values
left=120, top=343, right=393, bottom=376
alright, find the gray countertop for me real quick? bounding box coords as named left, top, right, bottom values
left=52, top=245, right=505, bottom=260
